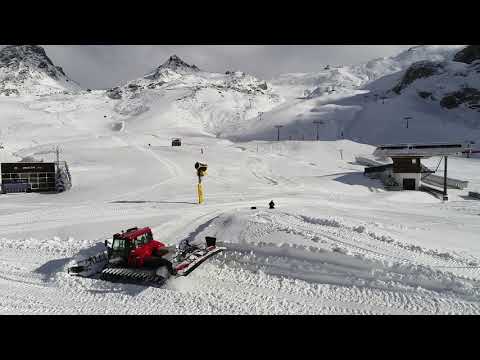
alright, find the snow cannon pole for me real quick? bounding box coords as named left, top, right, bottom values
left=195, top=162, right=208, bottom=204
left=197, top=182, right=204, bottom=204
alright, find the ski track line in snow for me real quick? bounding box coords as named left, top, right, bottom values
left=7, top=257, right=478, bottom=314
left=189, top=267, right=415, bottom=315
left=262, top=211, right=416, bottom=264
left=247, top=155, right=298, bottom=187
left=152, top=199, right=286, bottom=245
left=0, top=202, right=163, bottom=235
left=2, top=210, right=480, bottom=314
left=273, top=211, right=480, bottom=269
left=181, top=209, right=480, bottom=305
left=182, top=260, right=480, bottom=315
left=270, top=212, right=480, bottom=286
left=109, top=134, right=184, bottom=201
left=218, top=242, right=480, bottom=307
left=147, top=207, right=480, bottom=312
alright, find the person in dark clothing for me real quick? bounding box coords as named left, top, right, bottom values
left=269, top=200, right=275, bottom=209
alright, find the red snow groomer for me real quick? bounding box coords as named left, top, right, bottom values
left=68, top=226, right=225, bottom=287
left=100, top=227, right=174, bottom=286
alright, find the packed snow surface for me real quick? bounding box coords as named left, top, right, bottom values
left=1, top=45, right=480, bottom=314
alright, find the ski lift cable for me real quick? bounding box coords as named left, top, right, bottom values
left=421, top=156, right=444, bottom=181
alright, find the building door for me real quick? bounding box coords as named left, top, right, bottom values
left=403, top=178, right=416, bottom=190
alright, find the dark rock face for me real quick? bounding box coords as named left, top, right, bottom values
left=3, top=89, right=19, bottom=96
left=160, top=54, right=200, bottom=72
left=47, top=68, right=58, bottom=79
left=392, top=61, right=444, bottom=94
left=56, top=66, right=66, bottom=76
left=145, top=54, right=200, bottom=80
left=106, top=87, right=122, bottom=99
left=418, top=91, right=432, bottom=99
left=389, top=51, right=480, bottom=113
left=128, top=83, right=140, bottom=91
left=0, top=45, right=55, bottom=69
left=146, top=81, right=165, bottom=89
left=0, top=45, right=75, bottom=95
left=453, top=45, right=480, bottom=64
left=258, top=82, right=268, bottom=90
left=440, top=87, right=480, bottom=109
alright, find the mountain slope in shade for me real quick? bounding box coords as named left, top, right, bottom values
left=270, top=45, right=466, bottom=100
left=0, top=45, right=81, bottom=96
left=225, top=45, right=480, bottom=145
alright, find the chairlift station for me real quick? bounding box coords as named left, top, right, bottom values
left=365, top=142, right=472, bottom=200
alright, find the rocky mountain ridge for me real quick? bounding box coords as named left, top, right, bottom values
left=0, top=45, right=80, bottom=96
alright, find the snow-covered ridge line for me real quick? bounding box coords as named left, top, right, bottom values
left=144, top=54, right=200, bottom=80
left=98, top=53, right=282, bottom=137
left=270, top=45, right=467, bottom=100
left=109, top=54, right=273, bottom=99
left=0, top=45, right=81, bottom=96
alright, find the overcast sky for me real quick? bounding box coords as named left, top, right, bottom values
left=4, top=45, right=413, bottom=89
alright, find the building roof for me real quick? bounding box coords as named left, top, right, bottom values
left=373, top=142, right=472, bottom=158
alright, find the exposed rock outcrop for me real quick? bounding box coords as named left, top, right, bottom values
left=453, top=45, right=480, bottom=64
left=392, top=61, right=445, bottom=94
left=0, top=45, right=79, bottom=96
left=440, top=87, right=480, bottom=110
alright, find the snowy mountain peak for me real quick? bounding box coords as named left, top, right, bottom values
left=0, top=45, right=80, bottom=96
left=144, top=54, right=200, bottom=80
left=160, top=54, right=200, bottom=72
left=1, top=45, right=50, bottom=63
left=1, top=45, right=66, bottom=80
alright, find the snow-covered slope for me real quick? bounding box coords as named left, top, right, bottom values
left=103, top=55, right=281, bottom=137
left=390, top=47, right=480, bottom=112
left=2, top=45, right=480, bottom=314
left=358, top=45, right=465, bottom=82
left=226, top=45, right=480, bottom=145
left=0, top=45, right=81, bottom=96
left=270, top=45, right=465, bottom=100
left=1, top=122, right=480, bottom=314
left=270, top=66, right=365, bottom=99
left=2, top=46, right=477, bottom=150
left=345, top=45, right=480, bottom=144
left=93, top=46, right=473, bottom=144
